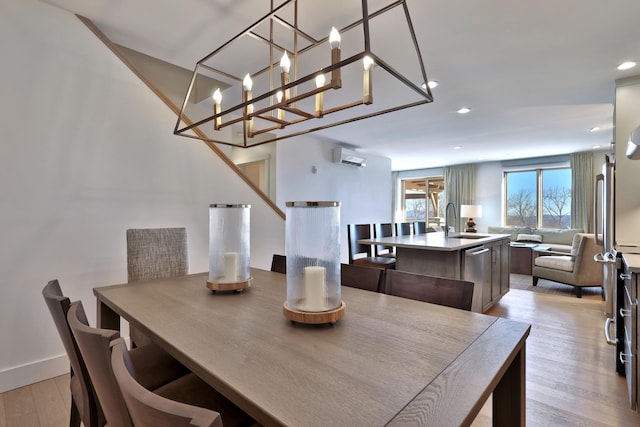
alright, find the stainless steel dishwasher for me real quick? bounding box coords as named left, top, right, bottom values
left=463, top=245, right=491, bottom=312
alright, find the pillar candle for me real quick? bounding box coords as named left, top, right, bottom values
left=223, top=252, right=238, bottom=283
left=303, top=266, right=326, bottom=311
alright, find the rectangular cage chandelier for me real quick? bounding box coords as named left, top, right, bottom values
left=174, top=0, right=433, bottom=148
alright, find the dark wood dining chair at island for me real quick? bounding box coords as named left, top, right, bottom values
left=42, top=280, right=105, bottom=427
left=347, top=224, right=396, bottom=269
left=67, top=301, right=255, bottom=427
left=413, top=221, right=427, bottom=234
left=395, top=222, right=413, bottom=237
left=373, top=223, right=395, bottom=257
left=270, top=254, right=286, bottom=274
left=126, top=227, right=189, bottom=347
left=384, top=269, right=475, bottom=311
left=340, top=263, right=385, bottom=293
left=110, top=338, right=224, bottom=427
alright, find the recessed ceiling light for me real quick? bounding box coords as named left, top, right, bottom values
left=618, top=61, right=636, bottom=70
left=457, top=107, right=471, bottom=114
left=589, top=127, right=600, bottom=132
left=421, top=81, right=439, bottom=90
left=593, top=145, right=601, bottom=149
left=452, top=146, right=462, bottom=150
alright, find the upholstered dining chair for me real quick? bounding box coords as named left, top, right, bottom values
left=67, top=301, right=255, bottom=427
left=347, top=224, right=396, bottom=269
left=383, top=269, right=474, bottom=311
left=110, top=338, right=223, bottom=427
left=42, top=280, right=105, bottom=427
left=340, top=263, right=385, bottom=293
left=532, top=232, right=604, bottom=298
left=126, top=227, right=188, bottom=347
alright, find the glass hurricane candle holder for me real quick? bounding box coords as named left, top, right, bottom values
left=207, top=204, right=252, bottom=292
left=283, top=201, right=345, bottom=324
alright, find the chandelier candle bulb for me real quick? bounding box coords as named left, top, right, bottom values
left=242, top=74, right=254, bottom=136
left=212, top=89, right=222, bottom=130
left=280, top=52, right=291, bottom=101
left=329, top=27, right=342, bottom=88
left=363, top=56, right=374, bottom=104
left=315, top=74, right=325, bottom=117
left=303, top=266, right=326, bottom=311
left=276, top=90, right=285, bottom=125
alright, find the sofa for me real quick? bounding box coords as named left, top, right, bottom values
left=487, top=226, right=584, bottom=253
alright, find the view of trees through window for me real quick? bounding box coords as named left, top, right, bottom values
left=505, top=168, right=572, bottom=228
left=402, top=178, right=445, bottom=227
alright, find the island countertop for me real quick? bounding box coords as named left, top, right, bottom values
left=358, top=231, right=511, bottom=252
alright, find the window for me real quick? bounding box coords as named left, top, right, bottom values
left=401, top=178, right=445, bottom=227
left=504, top=167, right=572, bottom=228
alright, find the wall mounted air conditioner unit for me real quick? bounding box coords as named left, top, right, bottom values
left=333, top=148, right=366, bottom=168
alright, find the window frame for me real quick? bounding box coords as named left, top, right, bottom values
left=503, top=165, right=572, bottom=229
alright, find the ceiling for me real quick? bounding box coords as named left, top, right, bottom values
left=41, top=0, right=640, bottom=170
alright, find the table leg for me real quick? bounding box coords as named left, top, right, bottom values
left=493, top=344, right=526, bottom=426
left=96, top=299, right=120, bottom=330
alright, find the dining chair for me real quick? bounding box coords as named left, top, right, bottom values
left=413, top=221, right=427, bottom=235
left=42, top=280, right=105, bottom=427
left=67, top=301, right=255, bottom=427
left=395, top=222, right=412, bottom=237
left=347, top=224, right=396, bottom=269
left=126, top=227, right=188, bottom=347
left=340, top=263, right=385, bottom=293
left=270, top=254, right=286, bottom=274
left=373, top=223, right=395, bottom=257
left=110, top=338, right=223, bottom=427
left=383, top=269, right=474, bottom=311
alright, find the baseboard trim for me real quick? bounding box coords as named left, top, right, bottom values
left=0, top=354, right=70, bottom=393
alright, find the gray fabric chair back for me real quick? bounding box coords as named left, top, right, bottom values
left=111, top=338, right=223, bottom=427
left=126, top=228, right=188, bottom=282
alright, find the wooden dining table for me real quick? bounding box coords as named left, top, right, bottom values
left=94, top=268, right=530, bottom=427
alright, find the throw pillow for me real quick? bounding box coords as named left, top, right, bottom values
left=516, top=233, right=542, bottom=243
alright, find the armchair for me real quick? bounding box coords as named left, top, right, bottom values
left=532, top=233, right=603, bottom=298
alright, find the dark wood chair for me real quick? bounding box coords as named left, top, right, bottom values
left=373, top=223, right=395, bottom=257
left=383, top=270, right=474, bottom=311
left=270, top=254, right=286, bottom=274
left=67, top=301, right=254, bottom=427
left=126, top=227, right=188, bottom=347
left=110, top=338, right=223, bottom=427
left=413, top=221, right=427, bottom=234
left=42, top=280, right=105, bottom=427
left=395, top=222, right=412, bottom=237
left=347, top=224, right=396, bottom=269
left=341, top=263, right=385, bottom=293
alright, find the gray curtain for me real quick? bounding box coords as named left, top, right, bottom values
left=391, top=171, right=400, bottom=223
left=444, top=164, right=476, bottom=232
left=570, top=151, right=594, bottom=232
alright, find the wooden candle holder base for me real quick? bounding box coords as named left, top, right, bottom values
left=207, top=277, right=253, bottom=292
left=283, top=301, right=346, bottom=324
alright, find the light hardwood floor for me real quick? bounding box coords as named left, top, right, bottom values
left=3, top=277, right=640, bottom=426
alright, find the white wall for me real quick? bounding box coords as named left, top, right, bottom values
left=0, top=0, right=396, bottom=392
left=0, top=0, right=287, bottom=392
left=276, top=137, right=393, bottom=262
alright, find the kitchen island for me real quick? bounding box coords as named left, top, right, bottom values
left=358, top=232, right=511, bottom=312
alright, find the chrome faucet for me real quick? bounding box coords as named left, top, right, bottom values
left=444, top=202, right=457, bottom=237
